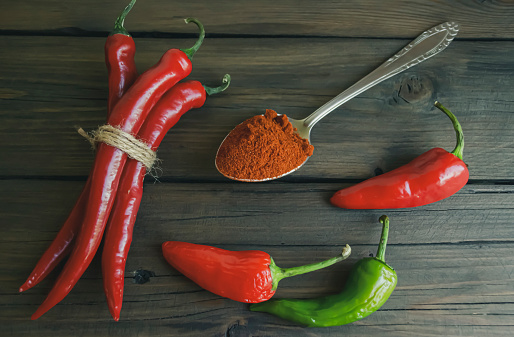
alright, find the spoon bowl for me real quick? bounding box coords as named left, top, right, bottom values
left=216, top=22, right=459, bottom=182
left=288, top=117, right=310, bottom=142
left=215, top=114, right=311, bottom=182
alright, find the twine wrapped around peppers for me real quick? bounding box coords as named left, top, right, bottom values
left=78, top=124, right=157, bottom=171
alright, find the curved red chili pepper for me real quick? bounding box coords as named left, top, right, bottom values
left=105, top=0, right=139, bottom=116
left=162, top=241, right=351, bottom=303
left=330, top=102, right=469, bottom=209
left=31, top=19, right=205, bottom=320
left=19, top=0, right=138, bottom=293
left=102, top=76, right=230, bottom=321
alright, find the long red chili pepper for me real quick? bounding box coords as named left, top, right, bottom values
left=105, top=0, right=139, bottom=115
left=19, top=0, right=138, bottom=293
left=102, top=75, right=231, bottom=321
left=330, top=101, right=469, bottom=209
left=162, top=241, right=352, bottom=303
left=31, top=19, right=205, bottom=320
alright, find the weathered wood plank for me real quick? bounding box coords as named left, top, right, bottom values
left=1, top=0, right=513, bottom=39
left=2, top=181, right=514, bottom=249
left=1, top=37, right=513, bottom=180
left=2, top=180, right=513, bottom=335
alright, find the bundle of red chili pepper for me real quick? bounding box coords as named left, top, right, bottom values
left=20, top=0, right=231, bottom=321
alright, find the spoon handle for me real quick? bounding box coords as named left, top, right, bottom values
left=303, top=22, right=459, bottom=128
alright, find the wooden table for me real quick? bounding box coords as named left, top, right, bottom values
left=2, top=1, right=513, bottom=336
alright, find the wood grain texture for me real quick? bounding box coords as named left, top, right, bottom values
left=1, top=0, right=514, bottom=38
left=1, top=37, right=513, bottom=179
left=1, top=0, right=513, bottom=335
left=2, top=180, right=513, bottom=336
left=4, top=181, right=514, bottom=247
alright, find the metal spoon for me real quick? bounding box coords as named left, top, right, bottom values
left=216, top=22, right=459, bottom=182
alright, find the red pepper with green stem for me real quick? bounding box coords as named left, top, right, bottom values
left=31, top=19, right=205, bottom=320
left=19, top=0, right=139, bottom=293
left=105, top=0, right=139, bottom=114
left=162, top=241, right=352, bottom=303
left=102, top=75, right=231, bottom=321
left=330, top=101, right=468, bottom=209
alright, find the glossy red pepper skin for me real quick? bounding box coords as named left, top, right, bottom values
left=31, top=22, right=203, bottom=318
left=102, top=81, right=208, bottom=321
left=105, top=0, right=138, bottom=115
left=105, top=34, right=138, bottom=114
left=163, top=242, right=276, bottom=303
left=331, top=102, right=468, bottom=210
left=162, top=241, right=351, bottom=303
left=330, top=148, right=469, bottom=209
left=19, top=2, right=138, bottom=293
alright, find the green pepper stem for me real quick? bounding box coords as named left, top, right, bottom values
left=434, top=101, right=464, bottom=160
left=111, top=0, right=136, bottom=37
left=269, top=244, right=351, bottom=291
left=181, top=18, right=205, bottom=61
left=376, top=215, right=390, bottom=263
left=203, top=74, right=231, bottom=96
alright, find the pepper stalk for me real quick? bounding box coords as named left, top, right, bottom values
left=110, top=0, right=137, bottom=36
left=204, top=74, right=231, bottom=96
left=181, top=18, right=205, bottom=61
left=434, top=101, right=464, bottom=161
left=376, top=215, right=390, bottom=263
left=269, top=244, right=352, bottom=291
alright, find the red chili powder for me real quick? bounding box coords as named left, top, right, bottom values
left=216, top=109, right=314, bottom=181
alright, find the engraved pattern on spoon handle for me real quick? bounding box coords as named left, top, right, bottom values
left=382, top=21, right=459, bottom=73
left=303, top=22, right=459, bottom=128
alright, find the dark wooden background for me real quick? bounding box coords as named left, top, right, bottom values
left=1, top=1, right=514, bottom=336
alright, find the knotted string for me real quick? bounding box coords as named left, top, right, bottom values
left=78, top=125, right=157, bottom=171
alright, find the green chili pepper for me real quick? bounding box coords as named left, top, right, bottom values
left=250, top=215, right=397, bottom=327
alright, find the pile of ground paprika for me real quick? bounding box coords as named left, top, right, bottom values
left=216, top=109, right=314, bottom=181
